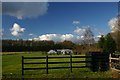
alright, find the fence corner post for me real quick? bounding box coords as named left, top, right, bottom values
left=109, top=54, right=111, bottom=69
left=46, top=55, right=48, bottom=74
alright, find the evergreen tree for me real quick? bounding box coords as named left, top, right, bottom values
left=103, top=33, right=116, bottom=54
left=98, top=33, right=116, bottom=54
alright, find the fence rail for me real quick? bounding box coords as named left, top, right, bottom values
left=22, top=55, right=120, bottom=75
left=109, top=54, right=120, bottom=71
left=22, top=55, right=91, bottom=75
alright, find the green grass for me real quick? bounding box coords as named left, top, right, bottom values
left=2, top=52, right=113, bottom=79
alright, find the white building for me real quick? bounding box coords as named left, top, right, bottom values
left=57, top=49, right=73, bottom=55
left=47, top=50, right=57, bottom=54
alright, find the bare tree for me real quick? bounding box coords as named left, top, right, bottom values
left=81, top=27, right=95, bottom=53
left=110, top=16, right=120, bottom=52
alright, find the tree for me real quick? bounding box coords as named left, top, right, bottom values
left=98, top=33, right=116, bottom=54
left=111, top=31, right=120, bottom=52
left=82, top=27, right=95, bottom=45
left=82, top=27, right=95, bottom=53
left=108, top=15, right=120, bottom=52
left=61, top=40, right=75, bottom=49
left=98, top=35, right=105, bottom=49
left=103, top=33, right=116, bottom=54
left=73, top=44, right=82, bottom=54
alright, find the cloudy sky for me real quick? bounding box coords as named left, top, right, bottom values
left=2, top=2, right=118, bottom=42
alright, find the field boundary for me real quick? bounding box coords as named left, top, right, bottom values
left=22, top=54, right=115, bottom=76
left=22, top=55, right=91, bottom=75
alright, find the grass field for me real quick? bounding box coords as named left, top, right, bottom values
left=2, top=52, right=114, bottom=79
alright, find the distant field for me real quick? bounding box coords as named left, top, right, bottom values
left=2, top=52, right=114, bottom=78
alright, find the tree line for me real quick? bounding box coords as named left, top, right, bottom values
left=2, top=33, right=118, bottom=54
left=2, top=40, right=76, bottom=52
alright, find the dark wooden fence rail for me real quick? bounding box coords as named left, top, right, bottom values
left=22, top=55, right=91, bottom=75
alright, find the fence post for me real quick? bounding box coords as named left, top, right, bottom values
left=109, top=54, right=111, bottom=69
left=22, top=56, right=24, bottom=76
left=46, top=55, right=48, bottom=74
left=118, top=56, right=120, bottom=66
left=70, top=54, right=72, bottom=72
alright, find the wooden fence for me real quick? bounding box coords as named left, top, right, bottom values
left=22, top=55, right=91, bottom=75
left=109, top=54, right=120, bottom=71
left=22, top=54, right=117, bottom=76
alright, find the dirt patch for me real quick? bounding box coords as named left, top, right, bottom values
left=111, top=68, right=120, bottom=78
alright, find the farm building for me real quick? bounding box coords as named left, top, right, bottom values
left=47, top=50, right=57, bottom=54
left=57, top=49, right=73, bottom=55
left=48, top=49, right=73, bottom=55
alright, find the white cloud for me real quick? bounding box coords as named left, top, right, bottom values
left=61, top=34, right=74, bottom=41
left=30, top=26, right=95, bottom=43
left=3, top=2, right=49, bottom=19
left=32, top=34, right=82, bottom=43
left=38, top=34, right=62, bottom=42
left=74, top=27, right=85, bottom=35
left=94, top=35, right=105, bottom=42
left=11, top=23, right=25, bottom=32
left=108, top=17, right=120, bottom=32
left=73, top=20, right=80, bottom=24
left=97, top=35, right=102, bottom=38
left=28, top=39, right=33, bottom=41
left=80, top=36, right=84, bottom=39
left=10, top=23, right=25, bottom=37
left=11, top=31, right=19, bottom=37
left=29, top=33, right=34, bottom=36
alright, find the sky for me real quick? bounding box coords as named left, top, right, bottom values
left=1, top=2, right=118, bottom=43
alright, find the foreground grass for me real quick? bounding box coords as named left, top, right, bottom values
left=2, top=52, right=113, bottom=78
